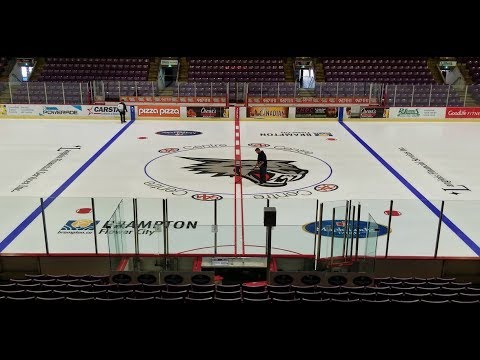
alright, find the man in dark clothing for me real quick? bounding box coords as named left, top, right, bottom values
left=254, top=148, right=267, bottom=185
left=117, top=101, right=127, bottom=123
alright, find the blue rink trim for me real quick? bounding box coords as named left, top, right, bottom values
left=339, top=118, right=480, bottom=256
left=0, top=119, right=135, bottom=252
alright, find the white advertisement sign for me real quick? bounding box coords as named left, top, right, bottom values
left=388, top=107, right=446, bottom=119
left=0, top=104, right=129, bottom=119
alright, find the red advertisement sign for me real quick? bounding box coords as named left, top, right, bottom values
left=247, top=97, right=371, bottom=104
left=120, top=96, right=226, bottom=104
left=445, top=107, right=480, bottom=118
left=137, top=105, right=181, bottom=118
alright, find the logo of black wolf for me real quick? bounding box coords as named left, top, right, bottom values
left=180, top=157, right=308, bottom=187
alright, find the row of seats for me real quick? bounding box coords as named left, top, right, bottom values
left=43, top=63, right=149, bottom=70
left=187, top=76, right=284, bottom=82
left=324, top=77, right=435, bottom=84
left=321, top=57, right=435, bottom=84
left=325, top=65, right=429, bottom=71
left=328, top=71, right=431, bottom=77
left=322, top=58, right=427, bottom=65
left=189, top=58, right=283, bottom=65
left=373, top=276, right=466, bottom=284
left=0, top=296, right=476, bottom=303
left=45, top=58, right=150, bottom=64
left=187, top=58, right=285, bottom=83
left=39, top=57, right=150, bottom=82
left=189, top=65, right=284, bottom=70
left=8, top=82, right=90, bottom=104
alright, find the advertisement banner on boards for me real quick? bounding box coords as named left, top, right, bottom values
left=186, top=107, right=229, bottom=118
left=247, top=106, right=288, bottom=118
left=388, top=107, right=446, bottom=119
left=295, top=107, right=338, bottom=118
left=344, top=106, right=388, bottom=118
left=445, top=107, right=480, bottom=118
left=0, top=104, right=82, bottom=117
left=137, top=105, right=181, bottom=118
left=0, top=104, right=129, bottom=119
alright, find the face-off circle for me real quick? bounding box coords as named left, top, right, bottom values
left=145, top=145, right=333, bottom=196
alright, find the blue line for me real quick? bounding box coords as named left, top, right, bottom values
left=0, top=119, right=135, bottom=252
left=339, top=119, right=480, bottom=256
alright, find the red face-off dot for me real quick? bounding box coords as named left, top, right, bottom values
left=327, top=138, right=337, bottom=141
left=191, top=194, right=223, bottom=201
left=76, top=208, right=92, bottom=214
left=384, top=210, right=402, bottom=216
left=138, top=136, right=147, bottom=140
left=314, top=184, right=339, bottom=192
left=158, top=148, right=179, bottom=153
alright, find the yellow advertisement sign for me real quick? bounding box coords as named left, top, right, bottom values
left=247, top=106, right=288, bottom=118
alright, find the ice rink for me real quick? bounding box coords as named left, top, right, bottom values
left=0, top=116, right=479, bottom=258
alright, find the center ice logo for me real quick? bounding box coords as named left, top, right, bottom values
left=156, top=130, right=202, bottom=136
left=144, top=143, right=333, bottom=198
left=181, top=157, right=308, bottom=187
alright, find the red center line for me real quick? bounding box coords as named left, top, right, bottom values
left=233, top=106, right=245, bottom=255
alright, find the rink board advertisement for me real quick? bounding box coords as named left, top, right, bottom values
left=344, top=106, right=388, bottom=118
left=0, top=104, right=128, bottom=119
left=186, top=107, right=229, bottom=118
left=295, top=107, right=338, bottom=118
left=136, top=105, right=181, bottom=118
left=388, top=107, right=446, bottom=119
left=445, top=107, right=480, bottom=119
left=247, top=106, right=289, bottom=118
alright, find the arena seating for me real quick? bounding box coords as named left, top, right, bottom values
left=187, top=58, right=285, bottom=83
left=182, top=58, right=286, bottom=101
left=38, top=58, right=150, bottom=82
left=247, top=82, right=296, bottom=97
left=0, top=275, right=477, bottom=303
left=172, top=82, right=228, bottom=97
left=457, top=57, right=480, bottom=83
left=385, top=84, right=463, bottom=107
left=104, top=80, right=159, bottom=101
left=455, top=57, right=480, bottom=104
left=0, top=57, right=8, bottom=74
left=8, top=82, right=90, bottom=104
left=321, top=57, right=435, bottom=84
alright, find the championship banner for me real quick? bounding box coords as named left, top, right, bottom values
left=295, top=107, right=338, bottom=118
left=445, top=107, right=480, bottom=119
left=186, top=107, right=229, bottom=118
left=137, top=105, right=181, bottom=118
left=388, top=107, right=446, bottom=119
left=247, top=106, right=288, bottom=118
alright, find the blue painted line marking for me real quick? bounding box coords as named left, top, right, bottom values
left=339, top=118, right=480, bottom=256
left=0, top=119, right=134, bottom=252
